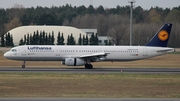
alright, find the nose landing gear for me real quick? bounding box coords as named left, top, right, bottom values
left=22, top=61, right=25, bottom=68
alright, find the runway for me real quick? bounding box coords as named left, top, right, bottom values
left=0, top=67, right=180, bottom=73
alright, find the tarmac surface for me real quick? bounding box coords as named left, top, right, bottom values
left=0, top=67, right=180, bottom=74
left=0, top=98, right=180, bottom=101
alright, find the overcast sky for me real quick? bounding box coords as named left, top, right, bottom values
left=1, top=0, right=180, bottom=10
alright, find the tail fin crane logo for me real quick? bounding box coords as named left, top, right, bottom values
left=158, top=30, right=169, bottom=41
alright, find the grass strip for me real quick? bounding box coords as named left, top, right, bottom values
left=0, top=73, right=180, bottom=98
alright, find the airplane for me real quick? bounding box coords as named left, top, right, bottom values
left=4, top=23, right=174, bottom=69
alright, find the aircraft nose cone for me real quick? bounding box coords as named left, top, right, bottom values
left=4, top=52, right=10, bottom=59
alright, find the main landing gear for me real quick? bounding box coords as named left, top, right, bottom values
left=84, top=60, right=93, bottom=69
left=22, top=61, right=25, bottom=68
left=85, top=64, right=93, bottom=69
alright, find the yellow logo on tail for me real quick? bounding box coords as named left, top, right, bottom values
left=158, top=30, right=169, bottom=41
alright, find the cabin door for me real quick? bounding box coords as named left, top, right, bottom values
left=143, top=48, right=148, bottom=56
left=56, top=47, right=60, bottom=56
left=21, top=46, right=26, bottom=56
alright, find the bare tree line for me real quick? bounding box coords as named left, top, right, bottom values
left=0, top=4, right=180, bottom=47
left=64, top=14, right=180, bottom=47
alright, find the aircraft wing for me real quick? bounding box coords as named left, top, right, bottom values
left=79, top=52, right=110, bottom=62
left=80, top=52, right=110, bottom=58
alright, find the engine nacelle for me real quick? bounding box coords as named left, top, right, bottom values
left=64, top=58, right=85, bottom=66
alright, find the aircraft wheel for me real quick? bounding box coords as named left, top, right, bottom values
left=85, top=64, right=93, bottom=69
left=22, top=65, right=25, bottom=68
left=89, top=64, right=93, bottom=69
left=85, top=64, right=88, bottom=69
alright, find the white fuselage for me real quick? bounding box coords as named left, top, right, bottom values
left=4, top=45, right=174, bottom=62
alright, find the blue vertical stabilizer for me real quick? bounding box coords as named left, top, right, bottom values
left=145, top=23, right=172, bottom=47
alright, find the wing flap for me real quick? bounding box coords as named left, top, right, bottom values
left=80, top=52, right=110, bottom=58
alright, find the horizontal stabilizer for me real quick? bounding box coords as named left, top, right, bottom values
left=156, top=48, right=174, bottom=52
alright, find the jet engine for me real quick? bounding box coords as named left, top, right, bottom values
left=62, top=58, right=85, bottom=66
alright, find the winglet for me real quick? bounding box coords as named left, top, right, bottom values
left=145, top=23, right=172, bottom=47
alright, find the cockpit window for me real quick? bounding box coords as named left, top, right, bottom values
left=11, top=49, right=17, bottom=52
